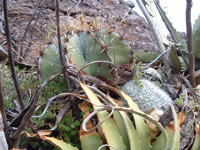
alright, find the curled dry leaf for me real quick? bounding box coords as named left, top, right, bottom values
left=178, top=108, right=187, bottom=126
left=147, top=108, right=164, bottom=140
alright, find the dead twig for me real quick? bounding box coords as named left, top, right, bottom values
left=145, top=47, right=171, bottom=69
left=56, top=0, right=71, bottom=91
left=168, top=74, right=199, bottom=104
left=10, top=75, right=55, bottom=141
left=3, top=0, right=25, bottom=109
left=186, top=0, right=196, bottom=87
left=56, top=0, right=80, bottom=120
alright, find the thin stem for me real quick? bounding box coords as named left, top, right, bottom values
left=145, top=47, right=171, bottom=69
left=0, top=68, right=9, bottom=130
left=3, top=0, right=25, bottom=109
left=186, top=0, right=196, bottom=87
left=56, top=0, right=71, bottom=91
left=11, top=76, right=52, bottom=140
left=56, top=0, right=79, bottom=119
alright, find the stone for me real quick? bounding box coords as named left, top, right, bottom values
left=2, top=0, right=158, bottom=63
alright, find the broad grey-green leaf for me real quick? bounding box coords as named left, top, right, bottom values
left=193, top=14, right=200, bottom=60
left=40, top=30, right=132, bottom=82
left=168, top=46, right=182, bottom=72
left=40, top=47, right=64, bottom=79
left=67, top=32, right=91, bottom=74
left=142, top=0, right=169, bottom=45
left=134, top=53, right=159, bottom=63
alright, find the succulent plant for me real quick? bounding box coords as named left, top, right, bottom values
left=192, top=14, right=200, bottom=70
left=39, top=15, right=162, bottom=85
left=39, top=29, right=133, bottom=85
left=141, top=0, right=200, bottom=72
left=122, top=79, right=173, bottom=113
left=168, top=13, right=200, bottom=71
left=40, top=82, right=183, bottom=150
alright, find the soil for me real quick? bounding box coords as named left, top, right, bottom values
left=0, top=0, right=157, bottom=65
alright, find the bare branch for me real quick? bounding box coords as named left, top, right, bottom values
left=56, top=0, right=71, bottom=90
left=10, top=75, right=54, bottom=140
left=56, top=0, right=80, bottom=120
left=3, top=0, right=25, bottom=109
left=186, top=0, right=196, bottom=87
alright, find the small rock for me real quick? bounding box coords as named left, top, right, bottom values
left=125, top=1, right=135, bottom=9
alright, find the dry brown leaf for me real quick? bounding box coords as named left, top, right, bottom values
left=195, top=123, right=200, bottom=135
left=167, top=108, right=186, bottom=131
left=177, top=108, right=187, bottom=126
left=147, top=108, right=163, bottom=140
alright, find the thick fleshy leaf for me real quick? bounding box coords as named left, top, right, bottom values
left=119, top=91, right=151, bottom=150
left=144, top=0, right=190, bottom=69
left=192, top=14, right=200, bottom=70
left=191, top=123, right=200, bottom=150
left=79, top=30, right=113, bottom=80
left=134, top=53, right=159, bottom=63
left=170, top=105, right=180, bottom=150
left=40, top=47, right=64, bottom=79
left=117, top=111, right=142, bottom=150
left=80, top=133, right=105, bottom=150
left=67, top=32, right=90, bottom=74
left=151, top=127, right=174, bottom=150
left=142, top=0, right=169, bottom=45
left=193, top=14, right=200, bottom=60
left=40, top=136, right=78, bottom=150
left=152, top=105, right=179, bottom=150
left=23, top=130, right=78, bottom=150
left=79, top=101, right=104, bottom=150
left=40, top=30, right=132, bottom=82
left=108, top=86, right=151, bottom=150
left=80, top=82, right=126, bottom=150
left=79, top=30, right=132, bottom=81
left=168, top=46, right=182, bottom=71
left=109, top=97, right=133, bottom=149
left=153, top=0, right=188, bottom=51
left=111, top=96, right=142, bottom=150
left=113, top=111, right=131, bottom=149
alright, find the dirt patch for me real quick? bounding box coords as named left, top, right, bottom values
left=0, top=0, right=157, bottom=65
